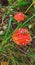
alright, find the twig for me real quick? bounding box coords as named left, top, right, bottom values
left=25, top=3, right=34, bottom=14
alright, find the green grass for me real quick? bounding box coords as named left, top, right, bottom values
left=0, top=0, right=35, bottom=65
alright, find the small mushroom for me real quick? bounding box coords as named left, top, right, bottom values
left=14, top=12, right=25, bottom=22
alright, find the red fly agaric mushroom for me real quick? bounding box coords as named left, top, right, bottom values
left=12, top=28, right=32, bottom=45
left=14, top=12, right=25, bottom=22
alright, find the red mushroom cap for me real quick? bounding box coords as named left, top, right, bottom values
left=14, top=12, right=25, bottom=22
left=12, top=28, right=32, bottom=45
